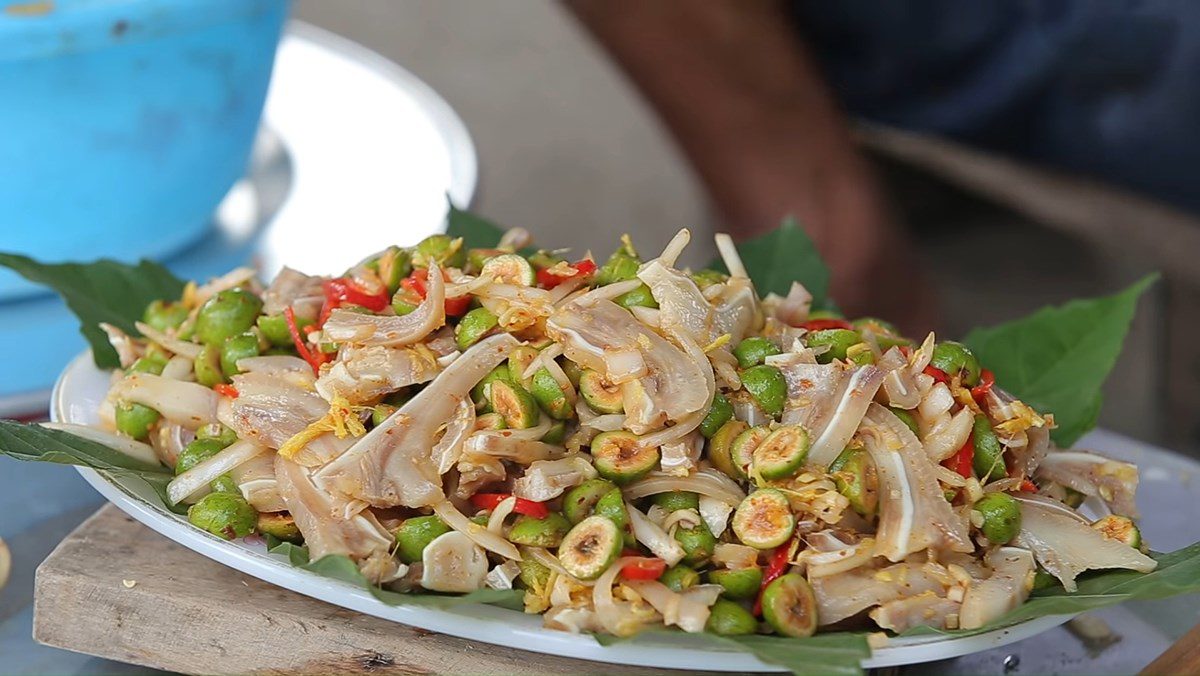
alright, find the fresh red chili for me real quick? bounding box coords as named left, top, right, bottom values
left=943, top=437, right=975, bottom=478
left=401, top=268, right=471, bottom=316
left=924, top=365, right=950, bottom=384
left=1020, top=479, right=1038, bottom=493
left=536, top=258, right=596, bottom=289
left=324, top=278, right=390, bottom=312
left=469, top=492, right=550, bottom=519
left=799, top=318, right=853, bottom=332
left=213, top=383, right=239, bottom=399
left=970, top=368, right=996, bottom=402
left=620, top=557, right=667, bottom=581
left=753, top=540, right=794, bottom=615
left=285, top=306, right=326, bottom=375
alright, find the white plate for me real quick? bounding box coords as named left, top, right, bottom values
left=50, top=351, right=1072, bottom=671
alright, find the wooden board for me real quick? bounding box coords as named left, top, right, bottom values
left=33, top=505, right=726, bottom=675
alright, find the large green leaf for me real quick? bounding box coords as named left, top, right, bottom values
left=709, top=217, right=831, bottom=308
left=713, top=634, right=870, bottom=676
left=0, top=252, right=185, bottom=369
left=267, top=540, right=525, bottom=610
left=445, top=200, right=507, bottom=249
left=903, top=541, right=1200, bottom=640
left=964, top=275, right=1157, bottom=447
left=0, top=420, right=181, bottom=511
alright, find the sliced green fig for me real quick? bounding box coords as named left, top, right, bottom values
left=558, top=515, right=623, bottom=580
left=761, top=573, right=818, bottom=637
left=591, top=431, right=658, bottom=484
left=731, top=488, right=795, bottom=550
left=752, top=425, right=810, bottom=481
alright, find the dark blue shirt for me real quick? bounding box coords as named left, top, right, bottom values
left=791, top=1, right=1200, bottom=213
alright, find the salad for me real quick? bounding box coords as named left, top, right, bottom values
left=31, top=225, right=1159, bottom=641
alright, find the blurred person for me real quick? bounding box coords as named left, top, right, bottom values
left=568, top=1, right=1200, bottom=331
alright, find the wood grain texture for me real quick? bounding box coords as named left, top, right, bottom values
left=1139, top=620, right=1200, bottom=676
left=34, top=506, right=726, bottom=675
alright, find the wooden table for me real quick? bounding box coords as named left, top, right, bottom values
left=33, top=506, right=708, bottom=675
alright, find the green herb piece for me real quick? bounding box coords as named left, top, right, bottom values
left=445, top=200, right=506, bottom=250
left=963, top=275, right=1157, bottom=447
left=0, top=253, right=185, bottom=369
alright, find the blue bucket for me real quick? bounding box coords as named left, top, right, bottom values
left=0, top=0, right=289, bottom=300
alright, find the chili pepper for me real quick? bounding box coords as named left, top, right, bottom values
left=401, top=269, right=471, bottom=316
left=620, top=557, right=667, bottom=581
left=469, top=492, right=550, bottom=519
left=924, top=365, right=950, bottom=384
left=753, top=539, right=794, bottom=616
left=1020, top=479, right=1038, bottom=493
left=799, top=318, right=853, bottom=332
left=213, top=383, right=239, bottom=399
left=943, top=437, right=975, bottom=478
left=401, top=268, right=428, bottom=295
left=285, top=306, right=327, bottom=375
left=536, top=259, right=597, bottom=289
left=971, top=368, right=996, bottom=402
left=323, top=278, right=390, bottom=312
left=444, top=295, right=471, bottom=317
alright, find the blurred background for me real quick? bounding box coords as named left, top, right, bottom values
left=0, top=0, right=1194, bottom=448
left=3, top=2, right=1200, bottom=673
left=3, top=0, right=1196, bottom=453
left=295, top=0, right=1198, bottom=455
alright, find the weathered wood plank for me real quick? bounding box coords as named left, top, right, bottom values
left=34, top=506, right=727, bottom=675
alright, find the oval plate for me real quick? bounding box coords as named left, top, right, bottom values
left=51, top=352, right=1072, bottom=671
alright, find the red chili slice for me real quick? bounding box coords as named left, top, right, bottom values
left=285, top=306, right=326, bottom=375
left=536, top=258, right=596, bottom=289
left=753, top=539, right=794, bottom=616
left=924, top=365, right=950, bottom=384
left=943, top=437, right=975, bottom=479
left=620, top=558, right=667, bottom=580
left=469, top=493, right=549, bottom=519
left=799, top=318, right=853, bottom=331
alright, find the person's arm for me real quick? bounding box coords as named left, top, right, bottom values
left=566, top=0, right=931, bottom=328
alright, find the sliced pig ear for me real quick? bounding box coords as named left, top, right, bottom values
left=959, top=547, right=1036, bottom=630
left=512, top=457, right=598, bottom=502
left=1035, top=450, right=1139, bottom=518
left=1012, top=494, right=1156, bottom=592
left=548, top=298, right=713, bottom=442
left=323, top=260, right=446, bottom=347
left=314, top=333, right=519, bottom=510
left=274, top=454, right=397, bottom=583
left=776, top=361, right=884, bottom=467
left=860, top=403, right=974, bottom=562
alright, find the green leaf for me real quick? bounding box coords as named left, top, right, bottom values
left=0, top=420, right=183, bottom=512
left=709, top=217, right=831, bottom=308
left=445, top=199, right=506, bottom=250
left=964, top=275, right=1157, bottom=447
left=0, top=420, right=164, bottom=473
left=267, top=539, right=525, bottom=610
left=903, top=542, right=1200, bottom=640
left=0, top=252, right=185, bottom=369
left=592, top=627, right=869, bottom=676
left=712, top=634, right=870, bottom=676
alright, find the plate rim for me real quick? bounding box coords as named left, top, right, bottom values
left=50, top=351, right=1075, bottom=671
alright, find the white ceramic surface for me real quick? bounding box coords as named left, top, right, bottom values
left=257, top=22, right=477, bottom=279
left=49, top=351, right=1076, bottom=671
